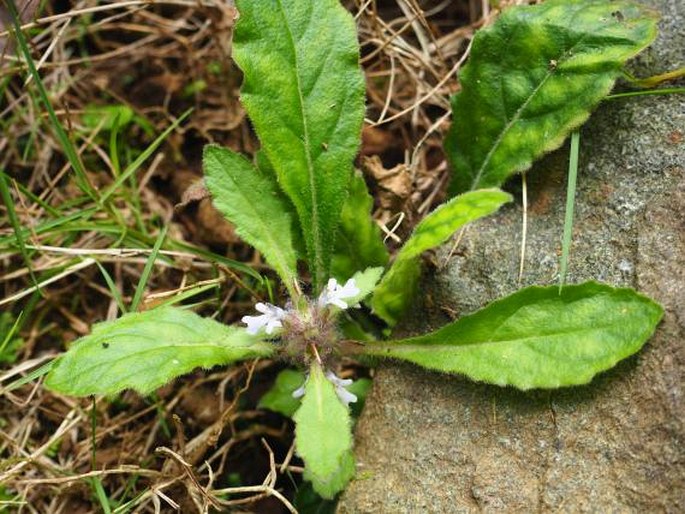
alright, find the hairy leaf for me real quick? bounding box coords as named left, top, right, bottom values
left=332, top=171, right=389, bottom=281
left=45, top=308, right=274, bottom=396
left=371, top=189, right=512, bottom=325
left=446, top=0, right=659, bottom=193
left=346, top=266, right=385, bottom=307
left=294, top=362, right=354, bottom=498
left=259, top=368, right=305, bottom=417
left=233, top=0, right=366, bottom=290
left=369, top=258, right=421, bottom=327
left=254, top=149, right=308, bottom=258
left=364, top=282, right=663, bottom=389
left=204, top=145, right=299, bottom=289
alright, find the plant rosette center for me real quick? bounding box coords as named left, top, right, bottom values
left=242, top=277, right=360, bottom=376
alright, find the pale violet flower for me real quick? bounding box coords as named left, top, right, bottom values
left=326, top=371, right=358, bottom=406
left=292, top=380, right=306, bottom=400
left=292, top=371, right=358, bottom=407
left=318, top=278, right=360, bottom=309
left=242, top=302, right=286, bottom=335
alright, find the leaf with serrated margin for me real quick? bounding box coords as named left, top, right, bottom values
left=204, top=145, right=299, bottom=290
left=255, top=149, right=308, bottom=258
left=294, top=362, right=355, bottom=499
left=332, top=171, right=389, bottom=282
left=233, top=0, right=366, bottom=291
left=45, top=308, right=274, bottom=396
left=363, top=282, right=663, bottom=390
left=446, top=0, right=659, bottom=193
left=371, top=189, right=512, bottom=326
left=346, top=266, right=384, bottom=307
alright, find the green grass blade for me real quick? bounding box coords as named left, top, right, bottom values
left=559, top=130, right=580, bottom=290
left=152, top=283, right=219, bottom=309
left=13, top=180, right=61, bottom=217
left=90, top=478, right=113, bottom=514
left=0, top=171, right=40, bottom=289
left=94, top=261, right=127, bottom=315
left=0, top=311, right=23, bottom=357
left=6, top=0, right=98, bottom=201
left=110, top=112, right=122, bottom=177
left=1, top=360, right=55, bottom=394
left=130, top=225, right=168, bottom=312
left=100, top=109, right=192, bottom=203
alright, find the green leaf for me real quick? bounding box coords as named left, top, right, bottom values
left=259, top=368, right=305, bottom=417
left=446, top=0, right=659, bottom=193
left=258, top=369, right=372, bottom=419
left=371, top=189, right=512, bottom=325
left=345, top=266, right=385, bottom=307
left=204, top=145, right=299, bottom=290
left=255, top=149, right=308, bottom=258
left=371, top=258, right=421, bottom=328
left=363, top=282, right=663, bottom=390
left=294, top=362, right=355, bottom=498
left=332, top=171, right=389, bottom=281
left=45, top=308, right=274, bottom=396
left=347, top=377, right=372, bottom=418
left=233, top=0, right=366, bottom=290
left=81, top=104, right=135, bottom=132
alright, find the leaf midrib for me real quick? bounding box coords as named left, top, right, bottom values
left=60, top=341, right=272, bottom=386
left=379, top=320, right=636, bottom=353
left=276, top=0, right=323, bottom=286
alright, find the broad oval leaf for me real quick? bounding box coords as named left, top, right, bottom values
left=371, top=189, right=512, bottom=325
left=204, top=145, right=299, bottom=290
left=332, top=171, right=389, bottom=282
left=259, top=368, right=305, bottom=417
left=293, top=362, right=355, bottom=499
left=364, top=282, right=663, bottom=390
left=346, top=266, right=385, bottom=307
left=446, top=0, right=659, bottom=193
left=233, top=0, right=366, bottom=290
left=45, top=307, right=274, bottom=396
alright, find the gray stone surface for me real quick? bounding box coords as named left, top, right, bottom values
left=338, top=0, right=684, bottom=511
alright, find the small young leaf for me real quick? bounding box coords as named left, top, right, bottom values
left=204, top=145, right=299, bottom=289
left=233, top=0, right=366, bottom=290
left=346, top=377, right=372, bottom=418
left=294, top=362, right=355, bottom=498
left=446, top=0, right=659, bottom=193
left=363, top=282, right=663, bottom=390
left=346, top=266, right=385, bottom=307
left=332, top=171, right=389, bottom=282
left=259, top=368, right=305, bottom=417
left=371, top=259, right=421, bottom=327
left=371, top=189, right=512, bottom=325
left=45, top=308, right=274, bottom=396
